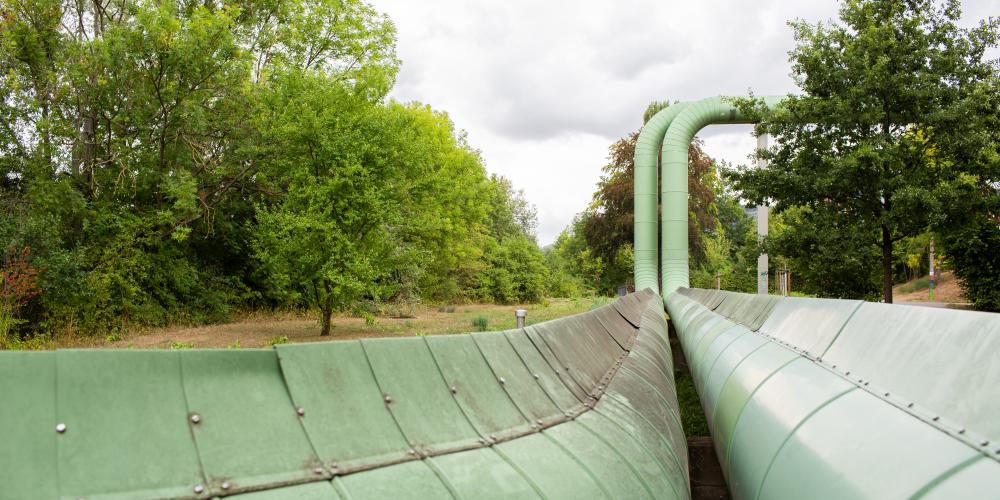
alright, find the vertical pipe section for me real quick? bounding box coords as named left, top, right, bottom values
left=659, top=96, right=783, bottom=299
left=633, top=102, right=690, bottom=293
left=756, top=133, right=770, bottom=295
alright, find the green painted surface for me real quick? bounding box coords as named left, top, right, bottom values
left=276, top=341, right=411, bottom=470
left=1, top=294, right=689, bottom=499
left=430, top=448, right=541, bottom=499
left=668, top=288, right=1000, bottom=499
left=180, top=350, right=319, bottom=491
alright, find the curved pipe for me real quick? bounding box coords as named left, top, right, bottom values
left=659, top=96, right=783, bottom=299
left=633, top=102, right=690, bottom=293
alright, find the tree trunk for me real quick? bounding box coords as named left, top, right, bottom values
left=319, top=306, right=332, bottom=336
left=881, top=224, right=894, bottom=303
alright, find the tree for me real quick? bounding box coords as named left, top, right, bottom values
left=728, top=0, right=999, bottom=302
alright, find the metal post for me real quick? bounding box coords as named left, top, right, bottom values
left=515, top=309, right=527, bottom=329
left=756, top=133, right=769, bottom=295
left=929, top=237, right=935, bottom=301
left=716, top=272, right=721, bottom=290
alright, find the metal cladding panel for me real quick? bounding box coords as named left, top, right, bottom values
left=429, top=447, right=541, bottom=499
left=543, top=421, right=652, bottom=500
left=746, top=296, right=782, bottom=331
left=275, top=341, right=410, bottom=470
left=692, top=325, right=750, bottom=397
left=726, top=359, right=855, bottom=500
left=55, top=350, right=204, bottom=499
left=700, top=333, right=768, bottom=432
left=592, top=305, right=636, bottom=348
left=630, top=335, right=674, bottom=386
left=531, top=315, right=623, bottom=394
left=520, top=326, right=590, bottom=403
left=612, top=293, right=643, bottom=327
left=607, top=368, right=686, bottom=471
left=470, top=332, right=563, bottom=420
left=362, top=337, right=481, bottom=453
left=823, top=303, right=1000, bottom=444
left=0, top=352, right=56, bottom=500
left=639, top=305, right=670, bottom=344
left=424, top=335, right=531, bottom=437
left=574, top=411, right=683, bottom=499
left=336, top=459, right=452, bottom=499
left=759, top=389, right=979, bottom=500
left=916, top=457, right=1000, bottom=499
left=494, top=433, right=608, bottom=499
left=689, top=320, right=739, bottom=369
left=593, top=391, right=689, bottom=495
left=228, top=481, right=341, bottom=499
left=179, top=350, right=320, bottom=493
left=757, top=297, right=862, bottom=356
left=709, top=343, right=798, bottom=473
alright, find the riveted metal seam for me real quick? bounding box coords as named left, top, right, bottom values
left=464, top=333, right=535, bottom=423
left=493, top=331, right=569, bottom=413
left=420, top=335, right=496, bottom=440
left=331, top=476, right=354, bottom=500
left=523, top=325, right=592, bottom=401
left=271, top=346, right=327, bottom=471
left=174, top=349, right=212, bottom=496
left=358, top=340, right=417, bottom=458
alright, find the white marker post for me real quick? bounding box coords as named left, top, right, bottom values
left=757, top=133, right=769, bottom=295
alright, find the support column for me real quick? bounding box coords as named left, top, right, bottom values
left=757, top=133, right=769, bottom=295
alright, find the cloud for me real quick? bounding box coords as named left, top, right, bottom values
left=374, top=0, right=995, bottom=244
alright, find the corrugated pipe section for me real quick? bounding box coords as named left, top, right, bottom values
left=633, top=102, right=690, bottom=293
left=667, top=288, right=1000, bottom=499
left=659, top=96, right=782, bottom=300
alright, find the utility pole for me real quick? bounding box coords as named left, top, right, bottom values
left=757, top=134, right=769, bottom=295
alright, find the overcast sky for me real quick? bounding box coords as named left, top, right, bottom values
left=373, top=0, right=999, bottom=246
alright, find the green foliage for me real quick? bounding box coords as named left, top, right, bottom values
left=728, top=0, right=1000, bottom=302
left=471, top=315, right=489, bottom=332
left=170, top=341, right=194, bottom=350
left=267, top=335, right=289, bottom=346
left=942, top=218, right=1000, bottom=311
left=1, top=0, right=556, bottom=343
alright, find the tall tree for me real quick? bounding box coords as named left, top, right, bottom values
left=728, top=0, right=999, bottom=302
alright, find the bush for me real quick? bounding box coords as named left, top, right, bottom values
left=942, top=219, right=1000, bottom=311
left=471, top=316, right=489, bottom=331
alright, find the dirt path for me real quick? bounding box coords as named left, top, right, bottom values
left=58, top=298, right=609, bottom=349
left=893, top=271, right=967, bottom=304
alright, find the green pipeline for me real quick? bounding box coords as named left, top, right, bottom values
left=634, top=96, right=782, bottom=300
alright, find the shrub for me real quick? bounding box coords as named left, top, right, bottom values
left=471, top=316, right=489, bottom=331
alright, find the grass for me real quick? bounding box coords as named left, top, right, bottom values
left=45, top=297, right=612, bottom=350
left=898, top=276, right=931, bottom=294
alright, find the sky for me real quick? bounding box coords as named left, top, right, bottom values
left=372, top=0, right=999, bottom=246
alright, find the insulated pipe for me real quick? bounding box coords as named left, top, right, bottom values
left=659, top=96, right=783, bottom=299
left=632, top=102, right=690, bottom=293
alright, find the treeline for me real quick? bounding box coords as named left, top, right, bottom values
left=552, top=0, right=1000, bottom=311
left=0, top=0, right=551, bottom=341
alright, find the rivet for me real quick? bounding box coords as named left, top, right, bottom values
left=478, top=438, right=488, bottom=445
left=408, top=448, right=417, bottom=456
left=995, top=449, right=1000, bottom=455
left=221, top=482, right=231, bottom=490
left=313, top=467, right=324, bottom=475
left=816, top=357, right=822, bottom=362
left=498, top=377, right=506, bottom=385
left=832, top=365, right=837, bottom=369
left=536, top=419, right=543, bottom=426
left=884, top=393, right=890, bottom=397
left=193, top=484, right=205, bottom=494
left=56, top=423, right=67, bottom=434
left=982, top=440, right=990, bottom=447
left=863, top=382, right=869, bottom=386
left=490, top=435, right=497, bottom=442
left=958, top=429, right=966, bottom=435
left=932, top=416, right=940, bottom=422
left=858, top=379, right=863, bottom=383
left=907, top=403, right=914, bottom=408
left=330, top=462, right=339, bottom=470
left=190, top=414, right=201, bottom=424
left=533, top=373, right=540, bottom=380
left=296, top=407, right=305, bottom=417
left=384, top=395, right=393, bottom=404
left=450, top=386, right=458, bottom=394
